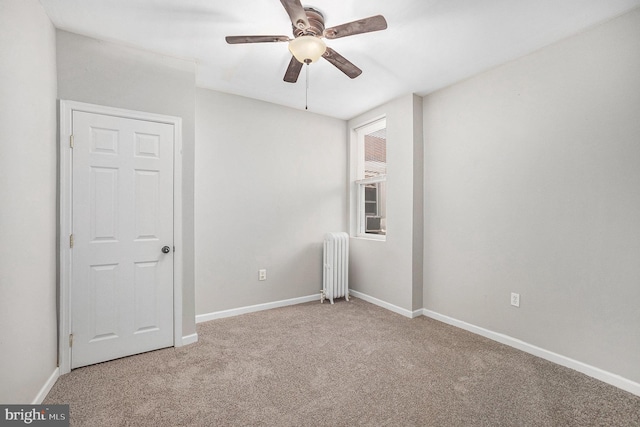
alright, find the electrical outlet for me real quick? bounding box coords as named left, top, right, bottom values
left=258, top=269, right=267, bottom=281
left=511, top=292, right=520, bottom=307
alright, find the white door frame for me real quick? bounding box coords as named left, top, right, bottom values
left=58, top=100, right=184, bottom=375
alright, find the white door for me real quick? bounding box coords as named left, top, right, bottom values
left=71, top=111, right=175, bottom=369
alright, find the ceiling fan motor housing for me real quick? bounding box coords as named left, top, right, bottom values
left=293, top=7, right=325, bottom=37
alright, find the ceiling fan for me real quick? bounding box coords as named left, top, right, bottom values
left=225, top=0, right=388, bottom=83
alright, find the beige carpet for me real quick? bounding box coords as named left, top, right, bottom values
left=45, top=297, right=640, bottom=426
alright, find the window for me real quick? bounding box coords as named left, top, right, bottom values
left=353, top=118, right=386, bottom=239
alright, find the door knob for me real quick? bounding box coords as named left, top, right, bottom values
left=161, top=246, right=171, bottom=254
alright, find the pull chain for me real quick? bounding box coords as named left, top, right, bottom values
left=305, top=63, right=309, bottom=110
left=303, top=59, right=312, bottom=111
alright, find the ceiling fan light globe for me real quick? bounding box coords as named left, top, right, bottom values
left=288, top=36, right=326, bottom=64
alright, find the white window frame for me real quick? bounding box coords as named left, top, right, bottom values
left=350, top=116, right=387, bottom=241
left=356, top=175, right=386, bottom=239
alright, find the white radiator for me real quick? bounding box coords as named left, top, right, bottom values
left=322, top=232, right=349, bottom=304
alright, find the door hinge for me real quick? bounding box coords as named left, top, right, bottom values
left=69, top=333, right=73, bottom=348
left=70, top=234, right=74, bottom=248
left=70, top=134, right=74, bottom=148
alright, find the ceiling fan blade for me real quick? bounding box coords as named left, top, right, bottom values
left=322, top=47, right=362, bottom=79
left=225, top=35, right=290, bottom=44
left=283, top=56, right=303, bottom=83
left=280, top=0, right=310, bottom=31
left=324, top=15, right=388, bottom=39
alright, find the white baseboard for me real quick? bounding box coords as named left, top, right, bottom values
left=181, top=333, right=199, bottom=346
left=422, top=309, right=640, bottom=397
left=196, top=294, right=321, bottom=323
left=32, top=367, right=59, bottom=404
left=349, top=290, right=421, bottom=318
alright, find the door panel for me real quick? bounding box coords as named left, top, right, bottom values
left=88, top=263, right=118, bottom=341
left=134, top=170, right=160, bottom=240
left=90, top=167, right=119, bottom=241
left=71, top=111, right=174, bottom=369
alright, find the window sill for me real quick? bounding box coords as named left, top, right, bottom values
left=354, top=234, right=386, bottom=242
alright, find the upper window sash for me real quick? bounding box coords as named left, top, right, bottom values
left=355, top=118, right=386, bottom=181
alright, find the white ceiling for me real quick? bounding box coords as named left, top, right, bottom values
left=39, top=0, right=640, bottom=120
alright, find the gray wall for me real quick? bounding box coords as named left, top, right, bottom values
left=56, top=30, right=197, bottom=337
left=423, top=8, right=640, bottom=383
left=195, top=89, right=347, bottom=314
left=0, top=0, right=58, bottom=403
left=348, top=94, right=424, bottom=312
left=411, top=95, right=425, bottom=311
